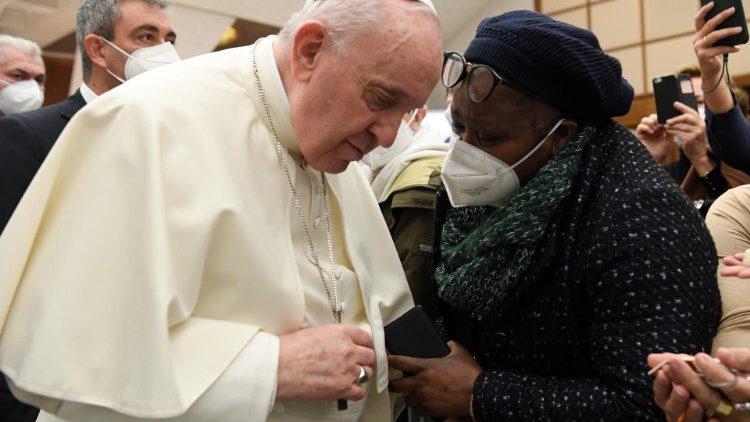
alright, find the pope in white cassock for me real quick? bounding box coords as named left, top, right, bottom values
left=0, top=0, right=442, bottom=420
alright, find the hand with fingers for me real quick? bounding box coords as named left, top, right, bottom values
left=636, top=113, right=675, bottom=162
left=276, top=324, right=376, bottom=403
left=388, top=341, right=483, bottom=419
left=649, top=353, right=707, bottom=422
left=694, top=2, right=743, bottom=113
left=649, top=349, right=750, bottom=421
left=721, top=251, right=750, bottom=279
left=665, top=102, right=717, bottom=175
left=693, top=348, right=750, bottom=421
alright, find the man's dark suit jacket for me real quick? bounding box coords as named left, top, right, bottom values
left=0, top=91, right=85, bottom=234
left=0, top=90, right=85, bottom=422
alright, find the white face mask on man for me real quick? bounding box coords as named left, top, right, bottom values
left=101, top=38, right=180, bottom=83
left=441, top=119, right=565, bottom=208
left=0, top=78, right=44, bottom=115
left=362, top=110, right=418, bottom=171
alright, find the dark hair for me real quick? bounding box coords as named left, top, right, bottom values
left=76, top=0, right=168, bottom=80
left=676, top=64, right=701, bottom=78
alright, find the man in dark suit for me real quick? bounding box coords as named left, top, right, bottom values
left=0, top=0, right=177, bottom=234
left=0, top=35, right=46, bottom=118
left=0, top=1, right=177, bottom=420
left=0, top=92, right=85, bottom=231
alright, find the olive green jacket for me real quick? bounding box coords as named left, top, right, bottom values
left=379, top=156, right=445, bottom=329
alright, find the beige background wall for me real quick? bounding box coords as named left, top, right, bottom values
left=541, top=0, right=750, bottom=96
left=8, top=0, right=746, bottom=121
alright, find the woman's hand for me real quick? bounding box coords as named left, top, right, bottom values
left=649, top=353, right=707, bottom=422
left=389, top=341, right=482, bottom=419
left=721, top=252, right=750, bottom=279
left=694, top=2, right=742, bottom=87
left=694, top=348, right=750, bottom=421
left=648, top=349, right=750, bottom=421
left=693, top=2, right=742, bottom=114
left=636, top=113, right=674, bottom=162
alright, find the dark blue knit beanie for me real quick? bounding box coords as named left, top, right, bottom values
left=464, top=10, right=634, bottom=119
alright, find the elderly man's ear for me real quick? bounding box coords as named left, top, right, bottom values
left=550, top=119, right=578, bottom=154
left=291, top=21, right=327, bottom=82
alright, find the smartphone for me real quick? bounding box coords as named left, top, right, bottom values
left=385, top=306, right=449, bottom=359
left=653, top=73, right=699, bottom=124
left=700, top=0, right=749, bottom=46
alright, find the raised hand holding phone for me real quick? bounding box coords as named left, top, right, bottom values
left=695, top=1, right=745, bottom=114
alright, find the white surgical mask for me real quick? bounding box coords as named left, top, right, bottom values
left=102, top=38, right=180, bottom=83
left=441, top=119, right=564, bottom=207
left=362, top=110, right=418, bottom=171
left=0, top=78, right=44, bottom=115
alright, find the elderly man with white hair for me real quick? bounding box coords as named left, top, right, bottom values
left=0, top=0, right=442, bottom=421
left=0, top=35, right=45, bottom=117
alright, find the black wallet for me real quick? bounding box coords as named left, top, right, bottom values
left=384, top=306, right=450, bottom=358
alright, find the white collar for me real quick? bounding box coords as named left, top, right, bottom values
left=251, top=36, right=300, bottom=156
left=269, top=40, right=291, bottom=113
left=79, top=82, right=98, bottom=104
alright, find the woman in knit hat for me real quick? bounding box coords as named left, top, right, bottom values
left=388, top=10, right=720, bottom=421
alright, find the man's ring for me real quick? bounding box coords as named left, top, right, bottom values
left=707, top=400, right=734, bottom=417
left=704, top=35, right=709, bottom=44
left=357, top=366, right=369, bottom=385
left=706, top=371, right=738, bottom=389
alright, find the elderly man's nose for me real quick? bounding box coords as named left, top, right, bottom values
left=377, top=122, right=400, bottom=148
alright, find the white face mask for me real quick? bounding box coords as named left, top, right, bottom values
left=441, top=119, right=564, bottom=208
left=102, top=38, right=180, bottom=83
left=444, top=106, right=453, bottom=126
left=362, top=110, right=418, bottom=171
left=0, top=78, right=44, bottom=115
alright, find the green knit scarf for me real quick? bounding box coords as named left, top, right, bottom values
left=434, top=126, right=594, bottom=321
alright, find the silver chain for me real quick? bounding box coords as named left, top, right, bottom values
left=251, top=43, right=342, bottom=324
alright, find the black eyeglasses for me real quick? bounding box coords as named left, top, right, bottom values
left=442, top=52, right=508, bottom=103
left=442, top=51, right=541, bottom=104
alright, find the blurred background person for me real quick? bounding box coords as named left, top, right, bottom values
left=636, top=65, right=750, bottom=217
left=705, top=185, right=750, bottom=352
left=0, top=0, right=178, bottom=235
left=697, top=2, right=750, bottom=174
left=0, top=34, right=45, bottom=118
left=362, top=105, right=449, bottom=331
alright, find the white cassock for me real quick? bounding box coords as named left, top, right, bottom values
left=0, top=35, right=413, bottom=421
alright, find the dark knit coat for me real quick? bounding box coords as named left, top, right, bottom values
left=439, top=121, right=721, bottom=421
